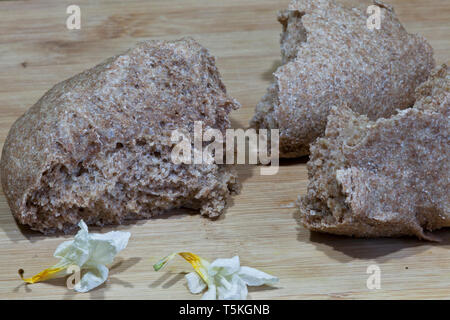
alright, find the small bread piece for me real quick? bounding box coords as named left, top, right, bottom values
left=251, top=0, right=435, bottom=157
left=298, top=65, right=449, bottom=240
left=0, top=38, right=240, bottom=234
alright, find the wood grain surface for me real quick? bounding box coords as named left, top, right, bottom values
left=0, top=0, right=449, bottom=300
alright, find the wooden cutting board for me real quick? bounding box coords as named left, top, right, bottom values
left=0, top=0, right=449, bottom=300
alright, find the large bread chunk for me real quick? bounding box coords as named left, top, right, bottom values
left=298, top=65, right=449, bottom=240
left=251, top=0, right=435, bottom=157
left=0, top=38, right=240, bottom=234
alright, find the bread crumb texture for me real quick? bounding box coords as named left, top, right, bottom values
left=251, top=0, right=435, bottom=158
left=0, top=38, right=241, bottom=234
left=299, top=65, right=449, bottom=240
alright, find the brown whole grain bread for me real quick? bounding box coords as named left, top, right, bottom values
left=298, top=65, right=449, bottom=240
left=251, top=0, right=435, bottom=158
left=0, top=38, right=240, bottom=234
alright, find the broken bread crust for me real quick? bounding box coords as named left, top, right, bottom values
left=299, top=65, right=449, bottom=240
left=0, top=38, right=240, bottom=234
left=251, top=0, right=435, bottom=157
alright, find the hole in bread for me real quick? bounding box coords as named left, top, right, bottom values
left=75, top=162, right=88, bottom=177
left=59, top=165, right=68, bottom=175
left=135, top=138, right=146, bottom=146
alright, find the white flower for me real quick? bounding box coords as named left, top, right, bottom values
left=19, top=220, right=130, bottom=293
left=153, top=252, right=278, bottom=300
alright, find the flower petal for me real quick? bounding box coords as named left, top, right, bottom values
left=74, top=264, right=109, bottom=293
left=54, top=221, right=130, bottom=268
left=201, top=284, right=217, bottom=300
left=54, top=221, right=91, bottom=267
left=53, top=239, right=74, bottom=258
left=88, top=231, right=131, bottom=265
left=217, top=274, right=248, bottom=300
left=209, top=256, right=240, bottom=277
left=185, top=272, right=207, bottom=294
left=238, top=266, right=279, bottom=286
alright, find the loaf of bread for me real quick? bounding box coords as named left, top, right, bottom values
left=251, top=0, right=435, bottom=157
left=0, top=38, right=240, bottom=234
left=298, top=65, right=449, bottom=240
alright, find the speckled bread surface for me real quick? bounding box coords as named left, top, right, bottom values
left=0, top=38, right=241, bottom=234
left=298, top=65, right=449, bottom=240
left=251, top=0, right=435, bottom=158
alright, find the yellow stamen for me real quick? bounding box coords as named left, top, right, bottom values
left=154, top=252, right=210, bottom=285
left=18, top=266, right=67, bottom=284
left=178, top=252, right=209, bottom=284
